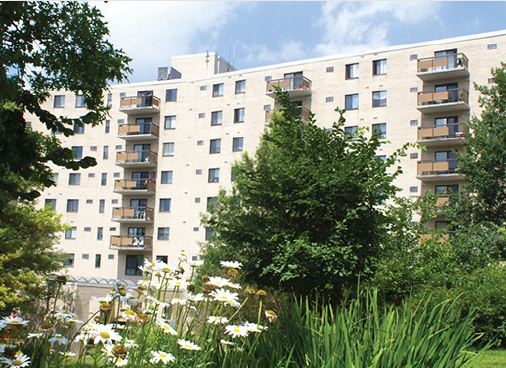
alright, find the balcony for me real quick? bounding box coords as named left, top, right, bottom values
left=417, top=124, right=466, bottom=146
left=417, top=159, right=464, bottom=181
left=436, top=196, right=450, bottom=206
left=265, top=106, right=311, bottom=123
left=119, top=95, right=160, bottom=115
left=116, top=150, right=157, bottom=168
left=113, top=179, right=155, bottom=194
left=266, top=76, right=312, bottom=98
left=417, top=53, right=469, bottom=81
left=112, top=207, right=154, bottom=223
left=110, top=236, right=153, bottom=251
left=118, top=123, right=159, bottom=141
left=417, top=89, right=469, bottom=113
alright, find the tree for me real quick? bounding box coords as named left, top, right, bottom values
left=202, top=92, right=407, bottom=298
left=458, top=64, right=506, bottom=225
left=0, top=2, right=130, bottom=312
left=0, top=202, right=64, bottom=312
left=0, top=1, right=131, bottom=203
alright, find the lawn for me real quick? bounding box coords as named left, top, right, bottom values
left=472, top=349, right=506, bottom=368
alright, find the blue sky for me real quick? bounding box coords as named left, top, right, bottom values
left=95, top=1, right=506, bottom=82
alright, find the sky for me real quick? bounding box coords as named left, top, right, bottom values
left=94, top=1, right=506, bottom=83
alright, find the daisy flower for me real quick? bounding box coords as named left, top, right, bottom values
left=243, top=321, right=267, bottom=333
left=187, top=292, right=205, bottom=303
left=177, top=339, right=201, bottom=351
left=170, top=297, right=187, bottom=306
left=48, top=333, right=69, bottom=345
left=2, top=316, right=29, bottom=326
left=207, top=316, right=229, bottom=325
left=225, top=324, right=249, bottom=338
left=0, top=351, right=31, bottom=367
left=210, top=288, right=240, bottom=307
left=156, top=319, right=178, bottom=336
left=150, top=350, right=176, bottom=364
left=206, top=276, right=240, bottom=289
left=92, top=324, right=122, bottom=345
left=220, top=260, right=243, bottom=269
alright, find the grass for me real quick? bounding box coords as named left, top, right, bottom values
left=472, top=349, right=506, bottom=368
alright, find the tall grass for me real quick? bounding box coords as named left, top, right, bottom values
left=254, top=289, right=486, bottom=367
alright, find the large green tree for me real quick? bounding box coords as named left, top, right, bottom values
left=457, top=64, right=506, bottom=225
left=0, top=2, right=130, bottom=312
left=202, top=92, right=407, bottom=298
left=0, top=1, right=131, bottom=203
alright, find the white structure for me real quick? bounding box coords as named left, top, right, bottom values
left=32, top=31, right=506, bottom=282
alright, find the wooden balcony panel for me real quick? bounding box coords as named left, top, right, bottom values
left=110, top=236, right=153, bottom=251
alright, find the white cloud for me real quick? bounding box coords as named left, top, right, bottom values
left=94, top=1, right=241, bottom=82
left=241, top=40, right=307, bottom=66
left=313, top=1, right=441, bottom=56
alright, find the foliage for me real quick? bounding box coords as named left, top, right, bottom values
left=202, top=91, right=407, bottom=299
left=457, top=63, right=506, bottom=225
left=0, top=202, right=64, bottom=312
left=255, top=290, right=485, bottom=368
left=0, top=1, right=131, bottom=203
left=0, top=256, right=278, bottom=368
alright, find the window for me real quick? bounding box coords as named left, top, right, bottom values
left=53, top=173, right=59, bottom=185
left=345, top=94, right=359, bottom=110
left=125, top=255, right=143, bottom=276
left=212, top=83, right=224, bottom=97
left=372, top=91, right=387, bottom=107
left=200, top=85, right=207, bottom=91
left=45, top=198, right=56, bottom=210
left=195, top=169, right=202, bottom=175
left=162, top=142, right=175, bottom=157
left=372, top=59, right=387, bottom=75
left=409, top=186, right=418, bottom=193
left=164, top=115, right=176, bottom=129
left=410, top=153, right=419, bottom=159
left=232, top=137, right=244, bottom=152
left=73, top=122, right=84, bottom=134
left=115, top=145, right=122, bottom=150
left=235, top=80, right=246, bottom=94
left=211, top=111, right=223, bottom=126
left=197, top=140, right=204, bottom=146
left=66, top=199, right=79, bottom=213
left=75, top=94, right=86, bottom=108
left=372, top=123, right=387, bottom=139
left=165, top=88, right=177, bottom=102
left=345, top=63, right=359, bottom=79
left=99, top=199, right=105, bottom=214
left=63, top=253, right=74, bottom=268
left=101, top=173, right=107, bottom=186
left=103, top=146, right=109, bottom=159
left=159, top=198, right=172, bottom=212
left=90, top=146, right=97, bottom=152
left=326, top=66, right=334, bottom=73
left=161, top=170, right=173, bottom=184
left=205, top=227, right=217, bottom=241
left=72, top=146, right=83, bottom=159
left=95, top=254, right=102, bottom=268
left=108, top=254, right=114, bottom=260
left=82, top=254, right=90, bottom=260
left=65, top=227, right=77, bottom=239
left=344, top=126, right=358, bottom=138
left=207, top=196, right=218, bottom=212
left=156, top=255, right=168, bottom=263
left=198, top=112, right=205, bottom=119
left=53, top=95, right=65, bottom=108
left=106, top=93, right=112, bottom=107
left=234, top=108, right=245, bottom=123
left=435, top=184, right=459, bottom=195
left=487, top=43, right=497, bottom=50
left=97, top=227, right=103, bottom=240
left=105, top=120, right=110, bottom=133
left=410, top=119, right=418, bottom=126
left=209, top=139, right=221, bottom=154
left=85, top=199, right=93, bottom=204
left=157, top=227, right=170, bottom=240
left=208, top=168, right=220, bottom=183
left=325, top=96, right=334, bottom=103
left=68, top=173, right=81, bottom=185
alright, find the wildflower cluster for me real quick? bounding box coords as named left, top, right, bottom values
left=0, top=255, right=277, bottom=367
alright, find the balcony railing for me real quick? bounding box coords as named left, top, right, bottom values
left=417, top=159, right=461, bottom=178
left=116, top=150, right=157, bottom=167
left=119, top=96, right=160, bottom=114
left=417, top=89, right=469, bottom=112
left=436, top=196, right=450, bottom=206
left=266, top=76, right=312, bottom=97
left=114, top=179, right=156, bottom=193
left=112, top=207, right=154, bottom=222
left=110, top=236, right=153, bottom=251
left=118, top=123, right=159, bottom=139
left=417, top=53, right=469, bottom=80
left=417, top=124, right=466, bottom=141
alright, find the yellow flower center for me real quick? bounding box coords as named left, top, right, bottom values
left=100, top=331, right=111, bottom=339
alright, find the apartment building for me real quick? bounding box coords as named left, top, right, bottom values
left=32, top=30, right=506, bottom=282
